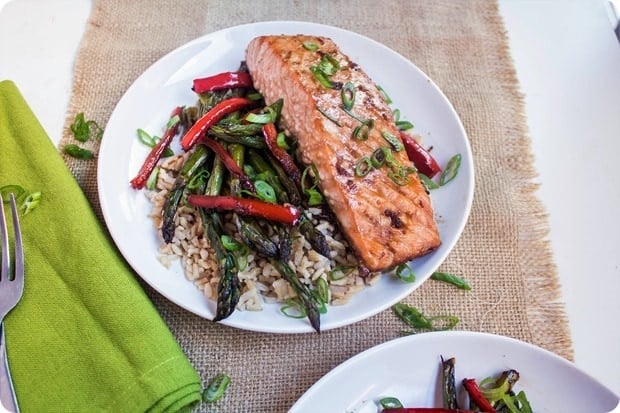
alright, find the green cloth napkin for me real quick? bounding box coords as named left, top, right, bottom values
left=0, top=80, right=202, bottom=412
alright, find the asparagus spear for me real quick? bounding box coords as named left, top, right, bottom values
left=161, top=145, right=210, bottom=243
left=199, top=154, right=240, bottom=321
left=441, top=356, right=459, bottom=410
left=228, top=143, right=279, bottom=258
left=208, top=123, right=266, bottom=148
left=270, top=259, right=320, bottom=332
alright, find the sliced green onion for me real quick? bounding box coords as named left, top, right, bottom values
left=244, top=112, right=272, bottom=124
left=376, top=85, right=392, bottom=104
left=63, top=144, right=94, bottom=159
left=418, top=173, right=440, bottom=191
left=303, top=40, right=319, bottom=51
left=276, top=132, right=290, bottom=150
left=316, top=53, right=340, bottom=76
left=137, top=129, right=173, bottom=156
left=396, top=120, right=414, bottom=131
left=392, top=303, right=459, bottom=332
left=355, top=157, right=373, bottom=177
left=439, top=153, right=462, bottom=186
left=341, top=81, right=356, bottom=110
left=328, top=265, right=356, bottom=281
left=221, top=235, right=242, bottom=251
left=428, top=315, right=460, bottom=331
left=301, top=164, right=324, bottom=206
left=370, top=147, right=389, bottom=168
left=187, top=169, right=211, bottom=190
left=317, top=107, right=342, bottom=126
left=280, top=298, right=307, bottom=318
left=137, top=128, right=156, bottom=146
left=145, top=167, right=159, bottom=190
left=342, top=106, right=365, bottom=123
left=70, top=112, right=103, bottom=142
left=254, top=180, right=277, bottom=203
left=387, top=168, right=410, bottom=186
left=246, top=91, right=263, bottom=101
left=315, top=277, right=330, bottom=304
left=0, top=185, right=26, bottom=203
left=378, top=397, right=403, bottom=409
left=393, top=108, right=401, bottom=122
left=352, top=119, right=374, bottom=141
left=381, top=130, right=404, bottom=152
left=396, top=263, right=415, bottom=282
left=202, top=373, right=231, bottom=403
left=165, top=114, right=181, bottom=129
left=19, top=191, right=41, bottom=215
left=431, top=271, right=471, bottom=290
left=310, top=66, right=335, bottom=88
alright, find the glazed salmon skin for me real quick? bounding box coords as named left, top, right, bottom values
left=246, top=35, right=440, bottom=272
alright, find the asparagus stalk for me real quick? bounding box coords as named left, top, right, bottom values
left=200, top=155, right=240, bottom=321
left=161, top=145, right=210, bottom=243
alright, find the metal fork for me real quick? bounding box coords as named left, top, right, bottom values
left=0, top=193, right=24, bottom=413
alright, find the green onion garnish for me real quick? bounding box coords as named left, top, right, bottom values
left=439, top=153, right=462, bottom=186
left=301, top=164, right=324, bottom=206
left=396, top=120, right=414, bottom=131
left=254, top=180, right=277, bottom=203
left=280, top=298, right=307, bottom=318
left=431, top=271, right=471, bottom=290
left=355, top=157, right=373, bottom=177
left=202, top=373, right=231, bottom=403
left=310, top=66, right=336, bottom=89
left=146, top=167, right=159, bottom=190
left=165, top=114, right=180, bottom=129
left=341, top=81, right=356, bottom=110
left=381, top=130, right=404, bottom=152
left=370, top=147, right=388, bottom=168
left=220, top=235, right=242, bottom=251
left=352, top=119, right=374, bottom=141
left=328, top=265, right=356, bottom=281
left=396, top=263, right=416, bottom=282
left=315, top=277, right=330, bottom=304
left=19, top=191, right=42, bottom=215
left=303, top=40, right=319, bottom=51
left=276, top=132, right=290, bottom=150
left=317, top=107, right=342, bottom=126
left=376, top=85, right=392, bottom=104
left=137, top=128, right=155, bottom=146
left=379, top=397, right=403, bottom=409
left=418, top=173, right=440, bottom=190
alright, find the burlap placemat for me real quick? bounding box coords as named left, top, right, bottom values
left=60, top=1, right=572, bottom=411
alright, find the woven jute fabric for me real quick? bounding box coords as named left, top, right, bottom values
left=60, top=1, right=572, bottom=411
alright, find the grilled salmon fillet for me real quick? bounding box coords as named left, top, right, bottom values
left=246, top=35, right=440, bottom=272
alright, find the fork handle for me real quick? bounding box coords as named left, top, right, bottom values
left=0, top=323, right=19, bottom=413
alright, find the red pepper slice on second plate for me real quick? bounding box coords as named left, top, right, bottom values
left=192, top=71, right=253, bottom=94
left=180, top=97, right=253, bottom=151
left=130, top=106, right=183, bottom=189
left=187, top=194, right=301, bottom=226
left=399, top=131, right=441, bottom=178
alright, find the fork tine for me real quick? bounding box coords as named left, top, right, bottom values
left=9, top=194, right=23, bottom=285
left=0, top=193, right=9, bottom=282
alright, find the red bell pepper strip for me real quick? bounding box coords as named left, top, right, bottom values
left=262, top=123, right=302, bottom=187
left=462, top=379, right=497, bottom=413
left=201, top=137, right=255, bottom=192
left=180, top=97, right=253, bottom=151
left=187, top=194, right=301, bottom=226
left=130, top=106, right=183, bottom=189
left=399, top=131, right=441, bottom=178
left=382, top=409, right=475, bottom=413
left=192, top=71, right=253, bottom=94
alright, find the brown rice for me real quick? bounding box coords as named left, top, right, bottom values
left=147, top=151, right=381, bottom=313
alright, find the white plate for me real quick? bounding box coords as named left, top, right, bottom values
left=98, top=21, right=474, bottom=333
left=290, top=331, right=619, bottom=412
